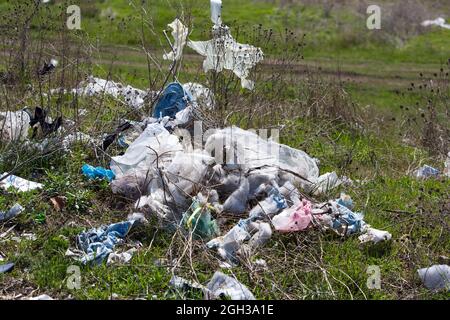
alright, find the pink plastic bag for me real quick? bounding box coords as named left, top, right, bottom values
left=272, top=199, right=312, bottom=232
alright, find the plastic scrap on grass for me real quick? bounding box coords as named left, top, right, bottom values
left=0, top=173, right=43, bottom=192
left=164, top=0, right=264, bottom=90
left=169, top=271, right=255, bottom=300
left=417, top=265, right=450, bottom=291
left=82, top=164, right=115, bottom=182
left=0, top=204, right=24, bottom=222
left=421, top=17, right=450, bottom=30
left=67, top=220, right=136, bottom=265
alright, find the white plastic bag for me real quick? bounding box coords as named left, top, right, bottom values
left=0, top=110, right=31, bottom=142
left=110, top=123, right=183, bottom=178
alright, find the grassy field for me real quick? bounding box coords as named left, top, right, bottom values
left=0, top=0, right=449, bottom=300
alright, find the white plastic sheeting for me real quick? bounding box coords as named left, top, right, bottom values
left=210, top=0, right=222, bottom=25
left=163, top=0, right=263, bottom=90
left=421, top=17, right=450, bottom=30
left=183, top=82, right=215, bottom=109
left=206, top=271, right=255, bottom=300
left=74, top=76, right=147, bottom=109
left=417, top=265, right=450, bottom=291
left=204, top=126, right=340, bottom=194
left=163, top=18, right=189, bottom=61
left=0, top=174, right=43, bottom=192
left=358, top=226, right=392, bottom=244
left=110, top=123, right=183, bottom=178
left=0, top=110, right=31, bottom=142
left=188, top=25, right=264, bottom=90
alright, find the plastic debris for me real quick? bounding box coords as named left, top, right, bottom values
left=421, top=17, right=450, bottom=29
left=30, top=294, right=53, bottom=300
left=152, top=82, right=192, bottom=119
left=0, top=110, right=31, bottom=142
left=74, top=76, right=147, bottom=109
left=188, top=25, right=263, bottom=90
left=358, top=227, right=392, bottom=244
left=0, top=262, right=15, bottom=274
left=163, top=19, right=189, bottom=61
left=207, top=221, right=250, bottom=264
left=337, top=193, right=354, bottom=210
left=207, top=219, right=271, bottom=264
left=204, top=127, right=340, bottom=194
left=0, top=173, right=43, bottom=192
left=75, top=221, right=135, bottom=265
left=169, top=275, right=208, bottom=295
left=127, top=212, right=148, bottom=224
left=223, top=178, right=250, bottom=214
left=102, top=122, right=133, bottom=150
left=331, top=203, right=365, bottom=236
left=106, top=248, right=137, bottom=265
left=272, top=199, right=312, bottom=232
left=0, top=204, right=24, bottom=222
left=183, top=82, right=215, bottom=109
left=210, top=0, right=222, bottom=25
left=82, top=164, right=115, bottom=182
left=110, top=122, right=183, bottom=178
left=206, top=271, right=255, bottom=300
left=413, top=165, right=440, bottom=179
left=38, top=58, right=58, bottom=76
left=182, top=198, right=220, bottom=239
left=417, top=265, right=450, bottom=291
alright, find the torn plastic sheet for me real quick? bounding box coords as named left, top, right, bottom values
left=417, top=265, right=450, bottom=291
left=0, top=173, right=43, bottom=192
left=0, top=204, right=24, bottom=222
left=421, top=17, right=450, bottom=29
left=0, top=110, right=31, bottom=142
left=162, top=1, right=262, bottom=90
left=74, top=76, right=147, bottom=109
left=163, top=19, right=189, bottom=61
left=75, top=220, right=135, bottom=265
left=188, top=24, right=264, bottom=90
left=206, top=271, right=255, bottom=300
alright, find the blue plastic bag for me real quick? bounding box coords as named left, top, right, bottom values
left=152, top=82, right=192, bottom=119
left=82, top=164, right=115, bottom=182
